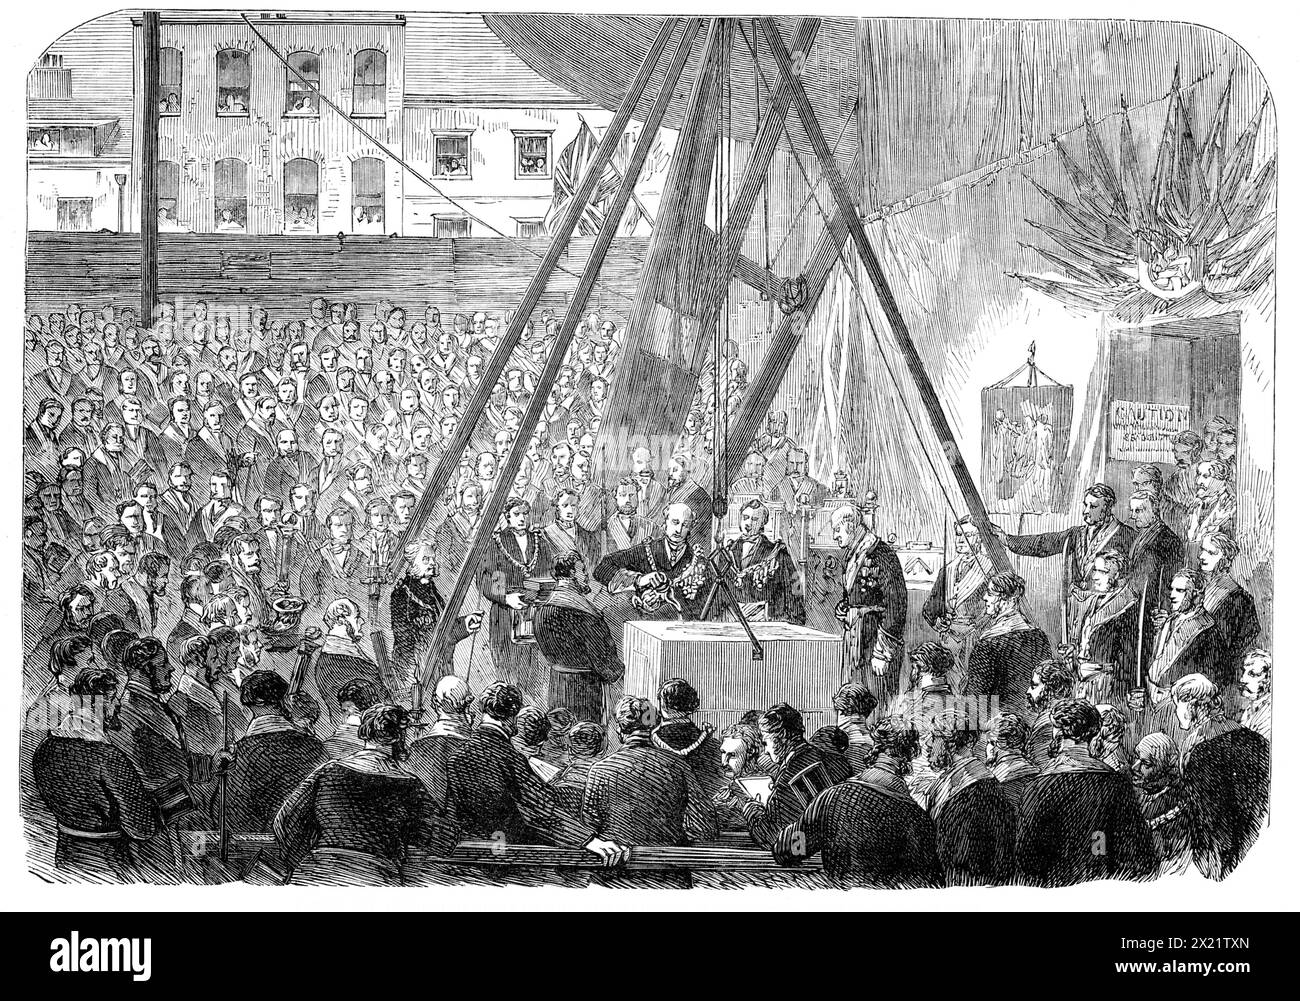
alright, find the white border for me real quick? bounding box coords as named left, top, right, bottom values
left=2, top=0, right=1294, bottom=913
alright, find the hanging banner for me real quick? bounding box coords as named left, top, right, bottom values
left=1108, top=399, right=1190, bottom=464
left=982, top=385, right=1074, bottom=514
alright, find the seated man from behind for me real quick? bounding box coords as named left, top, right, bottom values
left=725, top=703, right=853, bottom=848
left=581, top=696, right=719, bottom=850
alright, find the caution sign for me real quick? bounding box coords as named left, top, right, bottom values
left=1109, top=400, right=1190, bottom=463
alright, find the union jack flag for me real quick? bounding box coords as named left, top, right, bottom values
left=544, top=116, right=651, bottom=237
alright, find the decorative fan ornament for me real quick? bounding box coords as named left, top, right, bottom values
left=1011, top=69, right=1274, bottom=323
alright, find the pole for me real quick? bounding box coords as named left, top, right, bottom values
left=388, top=17, right=692, bottom=582
left=421, top=20, right=705, bottom=685
left=758, top=18, right=1012, bottom=575
left=140, top=11, right=160, bottom=322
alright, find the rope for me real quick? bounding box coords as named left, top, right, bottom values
left=239, top=13, right=635, bottom=303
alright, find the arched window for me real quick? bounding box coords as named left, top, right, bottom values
left=158, top=47, right=182, bottom=117
left=158, top=160, right=180, bottom=229
left=284, top=159, right=319, bottom=234
left=214, top=157, right=247, bottom=231
left=284, top=50, right=319, bottom=117
left=351, top=157, right=385, bottom=233
left=352, top=49, right=386, bottom=117
left=216, top=48, right=250, bottom=116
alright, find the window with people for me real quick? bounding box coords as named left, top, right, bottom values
left=158, top=47, right=182, bottom=117
left=284, top=50, right=319, bottom=117
left=434, top=133, right=471, bottom=179
left=284, top=158, right=319, bottom=234
left=351, top=157, right=385, bottom=233
left=216, top=48, right=251, bottom=116
left=214, top=157, right=248, bottom=231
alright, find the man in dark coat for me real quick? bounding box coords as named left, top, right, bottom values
left=480, top=498, right=550, bottom=703
left=32, top=666, right=160, bottom=881
left=1023, top=659, right=1079, bottom=767
left=225, top=671, right=329, bottom=837
left=314, top=598, right=388, bottom=727
left=922, top=516, right=989, bottom=669
left=1130, top=732, right=1194, bottom=876
left=661, top=453, right=714, bottom=551
left=388, top=540, right=482, bottom=687
left=533, top=552, right=624, bottom=724
left=1197, top=532, right=1260, bottom=683
left=923, top=712, right=1016, bottom=885
left=1144, top=569, right=1228, bottom=705
left=108, top=637, right=193, bottom=790
left=829, top=504, right=907, bottom=706
left=581, top=696, right=718, bottom=848
left=1065, top=550, right=1141, bottom=706
left=274, top=704, right=454, bottom=886
left=1015, top=700, right=1159, bottom=887
left=716, top=500, right=805, bottom=624
left=443, top=683, right=627, bottom=864
left=550, top=722, right=606, bottom=814
left=996, top=483, right=1136, bottom=632
left=593, top=503, right=715, bottom=621
left=965, top=571, right=1051, bottom=720
left=772, top=715, right=942, bottom=888
left=984, top=712, right=1040, bottom=814
left=1170, top=674, right=1270, bottom=881
left=404, top=675, right=476, bottom=803
left=728, top=703, right=853, bottom=848
left=1127, top=489, right=1185, bottom=607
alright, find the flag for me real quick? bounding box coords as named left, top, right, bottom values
left=544, top=116, right=653, bottom=238
left=544, top=117, right=625, bottom=237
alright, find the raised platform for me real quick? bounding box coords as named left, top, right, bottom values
left=623, top=620, right=843, bottom=731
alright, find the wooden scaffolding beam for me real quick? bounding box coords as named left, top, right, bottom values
left=423, top=19, right=706, bottom=681
left=758, top=18, right=1012, bottom=571
left=386, top=16, right=691, bottom=581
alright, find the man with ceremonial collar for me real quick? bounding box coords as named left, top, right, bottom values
left=1130, top=732, right=1194, bottom=876
left=301, top=516, right=368, bottom=628
left=481, top=498, right=551, bottom=700
left=388, top=540, right=482, bottom=687
left=719, top=499, right=805, bottom=624
left=650, top=678, right=725, bottom=798
left=995, top=482, right=1135, bottom=628
left=444, top=682, right=628, bottom=864
left=772, top=715, right=942, bottom=888
left=593, top=502, right=714, bottom=621
left=831, top=504, right=907, bottom=708
left=924, top=710, right=1016, bottom=886
left=581, top=696, right=718, bottom=872
left=1014, top=699, right=1158, bottom=887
